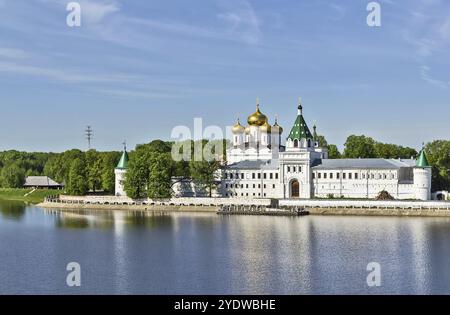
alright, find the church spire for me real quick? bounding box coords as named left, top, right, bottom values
left=297, top=97, right=303, bottom=115
left=287, top=98, right=313, bottom=141
left=416, top=145, right=430, bottom=168
left=313, top=122, right=318, bottom=141
left=116, top=142, right=129, bottom=169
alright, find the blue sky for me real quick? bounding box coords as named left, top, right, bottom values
left=0, top=0, right=449, bottom=152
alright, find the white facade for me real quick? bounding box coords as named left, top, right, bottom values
left=114, top=100, right=433, bottom=201
left=221, top=101, right=432, bottom=201
left=114, top=168, right=126, bottom=196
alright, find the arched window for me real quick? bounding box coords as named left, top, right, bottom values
left=294, top=139, right=299, bottom=148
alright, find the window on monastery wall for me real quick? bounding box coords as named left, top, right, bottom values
left=324, top=173, right=327, bottom=179
left=225, top=184, right=228, bottom=188
left=293, top=167, right=296, bottom=172
left=270, top=173, right=273, bottom=179
left=230, top=173, right=233, bottom=179
left=337, top=173, right=340, bottom=179
left=330, top=173, right=333, bottom=179
left=258, top=184, right=261, bottom=189
left=264, top=184, right=266, bottom=189
left=241, top=173, right=244, bottom=179
left=276, top=173, right=279, bottom=179
left=343, top=173, right=346, bottom=179
left=258, top=173, right=261, bottom=179
left=253, top=184, right=256, bottom=188
left=294, top=139, right=299, bottom=147
left=287, top=166, right=291, bottom=172
left=349, top=173, right=352, bottom=179
left=246, top=184, right=249, bottom=188
left=230, top=184, right=233, bottom=188
left=273, top=184, right=276, bottom=189
left=313, top=173, right=316, bottom=179
left=355, top=173, right=358, bottom=180
left=252, top=173, right=255, bottom=179
left=318, top=173, right=322, bottom=179
left=264, top=193, right=266, bottom=197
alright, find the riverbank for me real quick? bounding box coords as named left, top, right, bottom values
left=38, top=201, right=218, bottom=212
left=307, top=207, right=450, bottom=217
left=0, top=188, right=61, bottom=204
left=37, top=195, right=450, bottom=217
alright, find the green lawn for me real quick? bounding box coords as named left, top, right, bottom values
left=0, top=188, right=62, bottom=204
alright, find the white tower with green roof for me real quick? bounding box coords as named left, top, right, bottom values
left=115, top=142, right=129, bottom=197
left=278, top=98, right=328, bottom=199
left=414, top=147, right=432, bottom=201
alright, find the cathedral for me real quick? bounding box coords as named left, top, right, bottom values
left=115, top=99, right=432, bottom=201
left=221, top=99, right=432, bottom=201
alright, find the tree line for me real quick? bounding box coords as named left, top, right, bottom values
left=0, top=136, right=449, bottom=196
left=124, top=139, right=224, bottom=199
left=0, top=149, right=121, bottom=195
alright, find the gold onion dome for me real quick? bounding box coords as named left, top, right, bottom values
left=272, top=117, right=283, bottom=134
left=247, top=101, right=268, bottom=126
left=260, top=121, right=272, bottom=133
left=232, top=118, right=245, bottom=134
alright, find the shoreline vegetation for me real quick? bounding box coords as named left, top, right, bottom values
left=0, top=188, right=61, bottom=204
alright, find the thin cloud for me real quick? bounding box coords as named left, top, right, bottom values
left=217, top=0, right=262, bottom=45
left=0, top=60, right=141, bottom=83
left=0, top=47, right=28, bottom=59
left=420, top=65, right=449, bottom=89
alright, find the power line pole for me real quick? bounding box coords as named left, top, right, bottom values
left=85, top=125, right=93, bottom=150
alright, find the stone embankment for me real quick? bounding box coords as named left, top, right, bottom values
left=38, top=195, right=450, bottom=217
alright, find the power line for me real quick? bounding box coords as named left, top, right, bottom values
left=85, top=125, right=93, bottom=150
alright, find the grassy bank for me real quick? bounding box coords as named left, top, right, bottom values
left=0, top=188, right=61, bottom=204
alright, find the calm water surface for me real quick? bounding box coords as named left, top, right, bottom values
left=1, top=199, right=450, bottom=294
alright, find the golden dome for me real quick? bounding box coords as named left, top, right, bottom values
left=231, top=118, right=245, bottom=134
left=260, top=121, right=271, bottom=133
left=272, top=117, right=283, bottom=134
left=245, top=126, right=251, bottom=134
left=247, top=104, right=268, bottom=126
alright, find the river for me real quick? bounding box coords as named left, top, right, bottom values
left=1, top=199, right=450, bottom=294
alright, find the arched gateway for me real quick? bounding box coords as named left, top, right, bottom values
left=290, top=180, right=300, bottom=198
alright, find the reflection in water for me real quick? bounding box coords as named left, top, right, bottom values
left=52, top=209, right=174, bottom=230
left=0, top=200, right=26, bottom=220
left=2, top=200, right=450, bottom=294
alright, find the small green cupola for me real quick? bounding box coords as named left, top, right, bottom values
left=287, top=97, right=313, bottom=141
left=416, top=148, right=430, bottom=168
left=116, top=142, right=129, bottom=169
